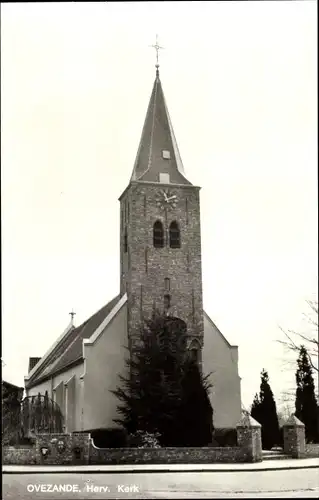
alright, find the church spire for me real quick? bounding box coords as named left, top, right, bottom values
left=130, top=38, right=192, bottom=186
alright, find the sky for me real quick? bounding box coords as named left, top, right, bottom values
left=1, top=1, right=318, bottom=412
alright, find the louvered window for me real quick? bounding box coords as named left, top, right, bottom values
left=153, top=220, right=164, bottom=248
left=169, top=221, right=180, bottom=248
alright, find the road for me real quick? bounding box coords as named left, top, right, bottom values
left=3, top=468, right=319, bottom=499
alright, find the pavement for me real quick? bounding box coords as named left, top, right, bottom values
left=3, top=457, right=319, bottom=474
left=2, top=466, right=319, bottom=499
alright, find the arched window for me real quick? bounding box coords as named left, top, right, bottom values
left=153, top=220, right=164, bottom=248
left=169, top=221, right=180, bottom=248
left=189, top=348, right=199, bottom=364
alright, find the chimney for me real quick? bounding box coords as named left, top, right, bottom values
left=28, top=357, right=41, bottom=372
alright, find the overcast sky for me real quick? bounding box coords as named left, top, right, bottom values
left=1, top=1, right=317, bottom=411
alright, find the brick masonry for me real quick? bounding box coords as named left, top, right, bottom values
left=120, top=181, right=204, bottom=353
left=3, top=446, right=36, bottom=465
left=3, top=434, right=91, bottom=465
left=35, top=433, right=91, bottom=465
left=283, top=415, right=306, bottom=459
left=90, top=444, right=250, bottom=465
left=236, top=414, right=262, bottom=463
left=2, top=415, right=273, bottom=465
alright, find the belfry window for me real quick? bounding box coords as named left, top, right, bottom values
left=153, top=220, right=164, bottom=248
left=169, top=221, right=180, bottom=248
left=164, top=278, right=170, bottom=291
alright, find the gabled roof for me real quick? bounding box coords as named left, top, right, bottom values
left=26, top=295, right=120, bottom=389
left=130, top=69, right=192, bottom=185
left=204, top=310, right=238, bottom=348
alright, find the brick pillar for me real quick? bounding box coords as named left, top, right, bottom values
left=236, top=414, right=262, bottom=462
left=283, top=414, right=306, bottom=458
left=71, top=432, right=91, bottom=464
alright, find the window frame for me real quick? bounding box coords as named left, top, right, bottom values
left=169, top=221, right=181, bottom=248
left=153, top=220, right=165, bottom=248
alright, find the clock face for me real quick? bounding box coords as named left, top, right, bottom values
left=156, top=190, right=178, bottom=210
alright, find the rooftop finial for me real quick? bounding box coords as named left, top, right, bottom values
left=69, top=309, right=76, bottom=326
left=150, top=34, right=163, bottom=76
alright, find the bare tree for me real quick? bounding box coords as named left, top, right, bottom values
left=277, top=300, right=318, bottom=375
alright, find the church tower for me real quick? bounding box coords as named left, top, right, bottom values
left=119, top=64, right=204, bottom=358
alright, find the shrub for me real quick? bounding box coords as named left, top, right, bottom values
left=128, top=430, right=161, bottom=448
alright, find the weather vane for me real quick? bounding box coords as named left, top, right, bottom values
left=69, top=309, right=76, bottom=325
left=150, top=34, right=164, bottom=72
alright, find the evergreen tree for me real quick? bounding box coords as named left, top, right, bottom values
left=111, top=314, right=213, bottom=446
left=295, top=346, right=319, bottom=443
left=174, top=359, right=213, bottom=446
left=251, top=393, right=262, bottom=424
left=250, top=369, right=280, bottom=450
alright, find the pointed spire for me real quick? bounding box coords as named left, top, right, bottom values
left=130, top=40, right=192, bottom=186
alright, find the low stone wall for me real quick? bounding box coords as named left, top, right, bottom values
left=305, top=444, right=319, bottom=458
left=2, top=414, right=264, bottom=465
left=3, top=446, right=36, bottom=465
left=90, top=443, right=250, bottom=464
left=36, top=433, right=91, bottom=465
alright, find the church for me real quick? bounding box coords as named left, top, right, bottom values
left=24, top=60, right=242, bottom=434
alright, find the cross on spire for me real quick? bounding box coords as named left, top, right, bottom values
left=150, top=34, right=164, bottom=74
left=69, top=309, right=76, bottom=325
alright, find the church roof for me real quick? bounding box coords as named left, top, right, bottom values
left=26, top=295, right=120, bottom=388
left=130, top=69, right=192, bottom=185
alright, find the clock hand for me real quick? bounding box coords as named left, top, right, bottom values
left=167, top=195, right=177, bottom=202
left=163, top=192, right=168, bottom=202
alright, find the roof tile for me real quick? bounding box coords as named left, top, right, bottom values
left=27, top=295, right=121, bottom=387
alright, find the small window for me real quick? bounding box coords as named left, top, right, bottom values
left=153, top=220, right=164, bottom=248
left=189, top=349, right=199, bottom=364
left=159, top=173, right=170, bottom=183
left=164, top=294, right=171, bottom=311
left=162, top=150, right=171, bottom=159
left=124, top=228, right=128, bottom=253
left=164, top=278, right=170, bottom=291
left=169, top=221, right=181, bottom=248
